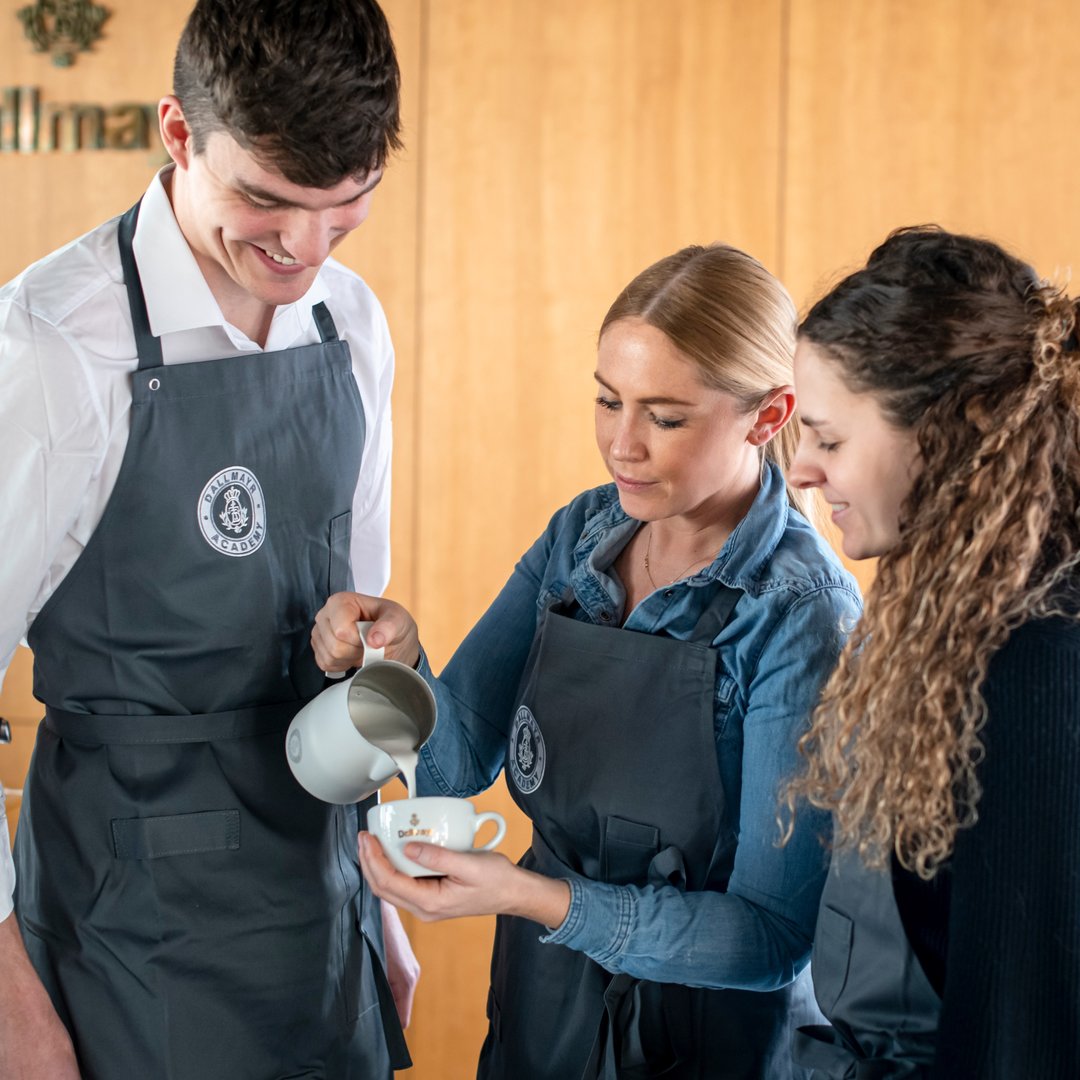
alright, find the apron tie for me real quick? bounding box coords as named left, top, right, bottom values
left=362, top=929, right=413, bottom=1069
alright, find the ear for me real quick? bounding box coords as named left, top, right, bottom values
left=158, top=95, right=195, bottom=169
left=747, top=385, right=796, bottom=446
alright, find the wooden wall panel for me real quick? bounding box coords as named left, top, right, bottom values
left=404, top=2, right=784, bottom=1075
left=782, top=0, right=1080, bottom=592
left=415, top=0, right=785, bottom=664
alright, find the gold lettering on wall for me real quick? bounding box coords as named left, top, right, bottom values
left=0, top=87, right=160, bottom=152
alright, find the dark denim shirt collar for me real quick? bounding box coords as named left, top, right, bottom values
left=570, top=460, right=791, bottom=604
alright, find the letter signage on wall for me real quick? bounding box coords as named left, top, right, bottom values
left=1, top=87, right=160, bottom=151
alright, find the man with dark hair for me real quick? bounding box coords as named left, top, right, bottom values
left=0, top=2, right=416, bottom=1076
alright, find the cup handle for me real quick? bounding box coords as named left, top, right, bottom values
left=474, top=811, right=507, bottom=852
left=356, top=621, right=385, bottom=666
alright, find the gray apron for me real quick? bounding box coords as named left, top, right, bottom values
left=792, top=850, right=941, bottom=1078
left=12, top=202, right=410, bottom=1079
left=478, top=596, right=819, bottom=1079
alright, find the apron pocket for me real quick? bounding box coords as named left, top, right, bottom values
left=601, top=816, right=659, bottom=885
left=812, top=904, right=855, bottom=1015
left=328, top=511, right=353, bottom=595
left=111, top=809, right=240, bottom=860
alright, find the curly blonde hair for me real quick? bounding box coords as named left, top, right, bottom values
left=785, top=226, right=1080, bottom=879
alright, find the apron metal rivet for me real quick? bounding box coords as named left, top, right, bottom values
left=148, top=377, right=161, bottom=391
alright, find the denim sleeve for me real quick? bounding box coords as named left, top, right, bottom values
left=542, top=585, right=860, bottom=991
left=415, top=524, right=555, bottom=798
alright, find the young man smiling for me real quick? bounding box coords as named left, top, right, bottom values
left=0, top=2, right=416, bottom=1076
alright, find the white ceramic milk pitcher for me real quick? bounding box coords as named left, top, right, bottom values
left=286, top=622, right=436, bottom=804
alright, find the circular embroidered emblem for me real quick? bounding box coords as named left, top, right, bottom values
left=508, top=705, right=546, bottom=794
left=197, top=466, right=267, bottom=557
left=287, top=729, right=302, bottom=764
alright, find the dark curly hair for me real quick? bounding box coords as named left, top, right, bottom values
left=173, top=0, right=402, bottom=188
left=785, top=226, right=1080, bottom=878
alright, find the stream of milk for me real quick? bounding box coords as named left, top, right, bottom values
left=347, top=686, right=422, bottom=797
left=376, top=734, right=419, bottom=798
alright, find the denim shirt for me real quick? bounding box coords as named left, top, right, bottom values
left=416, top=461, right=862, bottom=990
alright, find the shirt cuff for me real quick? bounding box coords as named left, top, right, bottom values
left=0, top=792, right=14, bottom=923
left=539, top=876, right=633, bottom=966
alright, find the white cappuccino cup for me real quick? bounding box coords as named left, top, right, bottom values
left=366, top=796, right=507, bottom=877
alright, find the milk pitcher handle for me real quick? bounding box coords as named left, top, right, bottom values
left=356, top=621, right=385, bottom=666
left=325, top=620, right=385, bottom=679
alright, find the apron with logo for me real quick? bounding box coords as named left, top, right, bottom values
left=792, top=850, right=941, bottom=1078
left=478, top=595, right=819, bottom=1079
left=12, top=201, right=410, bottom=1080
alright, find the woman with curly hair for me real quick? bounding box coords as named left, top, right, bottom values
left=786, top=225, right=1080, bottom=1078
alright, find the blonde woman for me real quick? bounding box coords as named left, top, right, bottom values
left=314, top=244, right=862, bottom=1077
left=788, top=226, right=1080, bottom=1078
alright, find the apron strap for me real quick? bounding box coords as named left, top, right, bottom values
left=593, top=975, right=696, bottom=1079
left=117, top=200, right=163, bottom=371
left=548, top=577, right=741, bottom=640
left=528, top=830, right=698, bottom=1079
left=691, top=582, right=742, bottom=641
left=792, top=1024, right=871, bottom=1079
left=647, top=844, right=687, bottom=889
left=312, top=300, right=340, bottom=342
left=361, top=928, right=413, bottom=1070
left=44, top=700, right=302, bottom=745
left=117, top=203, right=342, bottom=369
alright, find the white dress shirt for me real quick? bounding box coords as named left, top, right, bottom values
left=0, top=168, right=394, bottom=918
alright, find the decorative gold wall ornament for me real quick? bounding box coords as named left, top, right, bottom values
left=16, top=0, right=111, bottom=68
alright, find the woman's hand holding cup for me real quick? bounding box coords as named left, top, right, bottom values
left=359, top=801, right=573, bottom=929
left=358, top=827, right=530, bottom=923
left=367, top=797, right=506, bottom=877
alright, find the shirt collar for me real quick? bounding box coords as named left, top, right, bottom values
left=709, top=461, right=790, bottom=587
left=131, top=166, right=331, bottom=347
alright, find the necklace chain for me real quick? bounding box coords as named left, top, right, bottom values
left=642, top=524, right=717, bottom=589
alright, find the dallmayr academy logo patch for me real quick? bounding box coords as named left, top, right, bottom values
left=508, top=705, right=546, bottom=794
left=198, top=466, right=266, bottom=557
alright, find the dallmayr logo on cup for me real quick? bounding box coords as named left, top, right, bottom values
left=198, top=466, right=267, bottom=557
left=508, top=705, right=545, bottom=793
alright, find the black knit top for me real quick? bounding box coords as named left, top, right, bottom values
left=892, top=615, right=1080, bottom=1078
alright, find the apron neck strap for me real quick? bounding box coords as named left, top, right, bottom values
left=691, top=584, right=742, bottom=641
left=117, top=202, right=342, bottom=368
left=311, top=301, right=339, bottom=343
left=548, top=582, right=742, bottom=642
left=117, top=200, right=163, bottom=372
